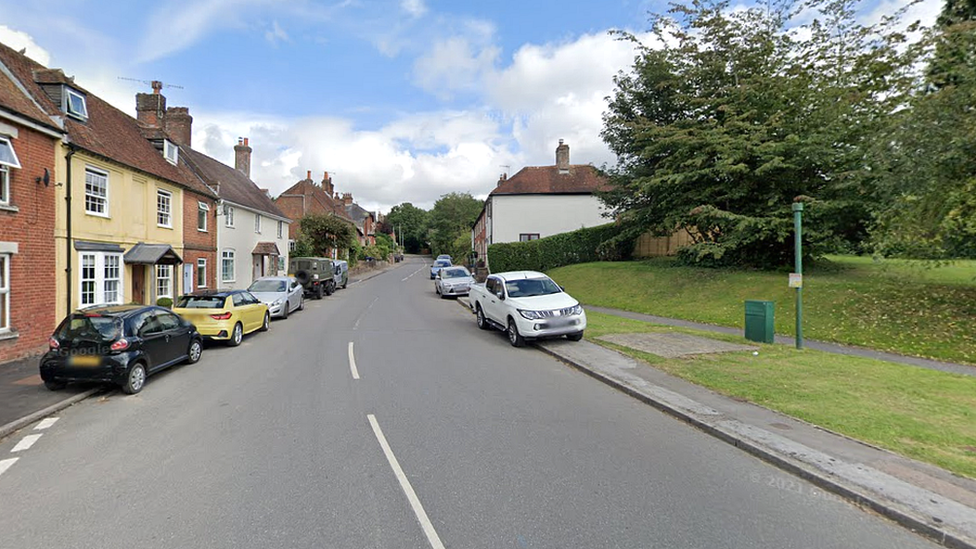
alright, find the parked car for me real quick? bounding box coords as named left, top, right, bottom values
left=430, top=258, right=452, bottom=279
left=467, top=271, right=586, bottom=347
left=39, top=305, right=204, bottom=394
left=333, top=260, right=349, bottom=289
left=436, top=254, right=452, bottom=261
left=172, top=290, right=270, bottom=346
left=248, top=276, right=304, bottom=319
left=289, top=256, right=337, bottom=298
left=434, top=266, right=475, bottom=298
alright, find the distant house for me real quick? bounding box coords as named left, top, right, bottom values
left=340, top=193, right=376, bottom=247
left=274, top=171, right=356, bottom=257
left=472, top=140, right=609, bottom=268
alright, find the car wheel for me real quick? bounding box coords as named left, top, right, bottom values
left=122, top=363, right=147, bottom=394
left=228, top=322, right=244, bottom=347
left=281, top=302, right=289, bottom=319
left=507, top=318, right=525, bottom=348
left=566, top=332, right=584, bottom=342
left=316, top=285, right=324, bottom=300
left=325, top=281, right=335, bottom=296
left=44, top=379, right=67, bottom=391
left=260, top=312, right=271, bottom=332
left=435, top=285, right=440, bottom=295
left=187, top=339, right=203, bottom=363
left=342, top=279, right=348, bottom=289
left=298, top=296, right=305, bottom=311
left=476, top=305, right=490, bottom=330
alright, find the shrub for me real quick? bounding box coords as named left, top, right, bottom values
left=156, top=297, right=173, bottom=309
left=487, top=223, right=634, bottom=273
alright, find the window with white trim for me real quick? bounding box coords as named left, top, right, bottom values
left=0, top=254, right=9, bottom=331
left=85, top=167, right=108, bottom=216
left=65, top=88, right=88, bottom=120
left=0, top=136, right=20, bottom=206
left=79, top=252, right=123, bottom=306
left=157, top=189, right=172, bottom=227
left=0, top=166, right=9, bottom=206
left=288, top=240, right=295, bottom=252
left=156, top=264, right=172, bottom=299
left=163, top=140, right=178, bottom=164
left=197, top=258, right=207, bottom=288
left=221, top=250, right=235, bottom=282
left=197, top=202, right=209, bottom=231
left=225, top=206, right=235, bottom=227
left=254, top=214, right=262, bottom=234
left=277, top=220, right=283, bottom=239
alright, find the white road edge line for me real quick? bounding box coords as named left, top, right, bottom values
left=367, top=414, right=446, bottom=549
left=34, top=418, right=59, bottom=431
left=0, top=457, right=18, bottom=477
left=353, top=297, right=379, bottom=331
left=11, top=434, right=42, bottom=452
left=401, top=264, right=427, bottom=282
left=348, top=342, right=361, bottom=380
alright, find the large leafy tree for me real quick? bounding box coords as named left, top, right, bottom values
left=298, top=214, right=357, bottom=258
left=428, top=192, right=483, bottom=262
left=600, top=0, right=911, bottom=267
left=385, top=202, right=430, bottom=253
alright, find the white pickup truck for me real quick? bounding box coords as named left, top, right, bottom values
left=468, top=270, right=586, bottom=347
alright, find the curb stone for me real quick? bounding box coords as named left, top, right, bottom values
left=0, top=388, right=101, bottom=441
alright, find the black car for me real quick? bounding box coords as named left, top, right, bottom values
left=39, top=305, right=204, bottom=395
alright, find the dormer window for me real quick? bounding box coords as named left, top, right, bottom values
left=0, top=136, right=21, bottom=206
left=65, top=88, right=88, bottom=120
left=163, top=139, right=178, bottom=165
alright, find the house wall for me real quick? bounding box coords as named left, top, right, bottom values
left=54, top=149, right=185, bottom=318
left=0, top=118, right=58, bottom=362
left=215, top=203, right=289, bottom=289
left=490, top=194, right=608, bottom=244
left=182, top=190, right=217, bottom=293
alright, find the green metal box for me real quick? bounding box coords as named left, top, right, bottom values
left=744, top=300, right=775, bottom=344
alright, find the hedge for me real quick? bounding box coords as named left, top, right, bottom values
left=487, top=223, right=634, bottom=273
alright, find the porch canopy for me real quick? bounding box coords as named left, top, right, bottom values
left=123, top=243, right=183, bottom=265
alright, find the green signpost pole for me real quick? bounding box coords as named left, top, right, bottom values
left=793, top=202, right=804, bottom=349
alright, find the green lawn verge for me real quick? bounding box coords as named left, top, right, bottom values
left=549, top=255, right=976, bottom=364
left=585, top=311, right=976, bottom=479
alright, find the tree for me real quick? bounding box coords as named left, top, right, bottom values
left=600, top=0, right=912, bottom=267
left=298, top=214, right=357, bottom=258
left=428, top=192, right=482, bottom=262
left=385, top=203, right=430, bottom=253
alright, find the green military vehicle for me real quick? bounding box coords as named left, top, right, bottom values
left=288, top=257, right=338, bottom=299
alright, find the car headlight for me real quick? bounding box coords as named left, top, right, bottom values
left=518, top=309, right=545, bottom=320
left=272, top=299, right=283, bottom=307
left=569, top=304, right=583, bottom=316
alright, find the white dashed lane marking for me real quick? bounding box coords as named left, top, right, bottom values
left=34, top=418, right=59, bottom=430
left=0, top=458, right=18, bottom=477
left=348, top=342, right=361, bottom=380
left=11, top=434, right=42, bottom=453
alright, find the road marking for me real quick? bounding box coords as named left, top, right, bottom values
left=367, top=414, right=445, bottom=549
left=11, top=434, right=41, bottom=452
left=348, top=342, right=361, bottom=380
left=0, top=458, right=18, bottom=477
left=402, top=264, right=427, bottom=282
left=353, top=297, right=379, bottom=331
left=34, top=418, right=59, bottom=430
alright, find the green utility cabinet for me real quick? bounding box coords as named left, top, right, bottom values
left=744, top=300, right=775, bottom=344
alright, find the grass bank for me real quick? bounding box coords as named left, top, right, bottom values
left=549, top=255, right=976, bottom=364
left=585, top=312, right=976, bottom=479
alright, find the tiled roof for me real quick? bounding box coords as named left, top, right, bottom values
left=0, top=42, right=215, bottom=199
left=252, top=242, right=281, bottom=255
left=276, top=179, right=353, bottom=222
left=490, top=165, right=608, bottom=195
left=181, top=147, right=288, bottom=219
left=345, top=203, right=373, bottom=224
left=0, top=61, right=57, bottom=131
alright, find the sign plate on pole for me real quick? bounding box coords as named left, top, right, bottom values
left=789, top=273, right=803, bottom=288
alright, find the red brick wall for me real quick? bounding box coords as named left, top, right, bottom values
left=274, top=195, right=305, bottom=240
left=0, top=123, right=57, bottom=363
left=182, top=191, right=216, bottom=290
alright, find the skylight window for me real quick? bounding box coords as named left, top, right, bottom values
left=65, top=88, right=88, bottom=120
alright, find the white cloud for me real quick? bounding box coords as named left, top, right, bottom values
left=401, top=0, right=427, bottom=18
left=412, top=38, right=500, bottom=98
left=0, top=25, right=50, bottom=65
left=265, top=20, right=290, bottom=45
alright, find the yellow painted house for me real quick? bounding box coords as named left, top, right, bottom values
left=5, top=56, right=217, bottom=318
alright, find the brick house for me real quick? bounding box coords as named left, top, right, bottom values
left=341, top=193, right=377, bottom=247
left=275, top=171, right=356, bottom=256
left=0, top=50, right=61, bottom=363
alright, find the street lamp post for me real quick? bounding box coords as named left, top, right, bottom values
left=793, top=202, right=804, bottom=350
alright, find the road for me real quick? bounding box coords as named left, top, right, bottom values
left=0, top=256, right=938, bottom=549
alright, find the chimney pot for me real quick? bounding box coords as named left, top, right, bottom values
left=306, top=170, right=311, bottom=180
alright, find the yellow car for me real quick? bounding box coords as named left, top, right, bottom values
left=173, top=290, right=270, bottom=346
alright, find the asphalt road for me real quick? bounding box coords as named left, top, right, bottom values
left=0, top=256, right=939, bottom=549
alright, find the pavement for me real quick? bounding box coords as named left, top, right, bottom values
left=457, top=296, right=976, bottom=549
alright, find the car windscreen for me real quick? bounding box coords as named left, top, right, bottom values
left=56, top=315, right=123, bottom=341
left=504, top=278, right=562, bottom=298
left=442, top=268, right=469, bottom=278
left=248, top=280, right=286, bottom=292
left=175, top=295, right=226, bottom=309
left=434, top=260, right=452, bottom=267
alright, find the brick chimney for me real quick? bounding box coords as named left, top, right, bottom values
left=341, top=192, right=354, bottom=206
left=322, top=171, right=334, bottom=195
left=234, top=137, right=252, bottom=178
left=556, top=139, right=570, bottom=174
left=163, top=106, right=192, bottom=147
left=135, top=87, right=166, bottom=127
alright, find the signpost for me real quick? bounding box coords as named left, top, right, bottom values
left=793, top=202, right=804, bottom=349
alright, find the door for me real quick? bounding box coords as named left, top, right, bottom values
left=288, top=279, right=302, bottom=311
left=485, top=277, right=505, bottom=322
left=132, top=265, right=145, bottom=304
left=137, top=314, right=169, bottom=371
left=183, top=264, right=193, bottom=295
left=155, top=311, right=189, bottom=365
left=252, top=255, right=263, bottom=282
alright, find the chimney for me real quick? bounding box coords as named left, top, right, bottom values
left=260, top=188, right=270, bottom=198
left=235, top=137, right=252, bottom=178
left=306, top=170, right=312, bottom=182
left=322, top=171, right=334, bottom=195
left=163, top=106, right=192, bottom=147
left=341, top=192, right=354, bottom=206
left=556, top=139, right=570, bottom=174
left=135, top=89, right=166, bottom=127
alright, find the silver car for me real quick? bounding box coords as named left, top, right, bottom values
left=434, top=266, right=475, bottom=298
left=247, top=276, right=304, bottom=319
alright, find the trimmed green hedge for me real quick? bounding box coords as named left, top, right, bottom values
left=487, top=223, right=634, bottom=273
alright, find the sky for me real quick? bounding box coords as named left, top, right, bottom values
left=0, top=0, right=942, bottom=214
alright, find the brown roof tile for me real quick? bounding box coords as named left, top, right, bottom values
left=181, top=147, right=288, bottom=219
left=0, top=64, right=57, bottom=130
left=490, top=164, right=608, bottom=196
left=275, top=178, right=354, bottom=223
left=252, top=242, right=281, bottom=255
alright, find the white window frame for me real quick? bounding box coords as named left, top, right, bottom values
left=65, top=88, right=88, bottom=120
left=84, top=167, right=109, bottom=217
left=197, top=258, right=207, bottom=288
left=197, top=201, right=209, bottom=232
left=254, top=214, right=262, bottom=234
left=78, top=251, right=124, bottom=306
left=225, top=205, right=235, bottom=228
left=288, top=240, right=296, bottom=252
left=221, top=249, right=235, bottom=283
left=163, top=139, right=178, bottom=165
left=0, top=254, right=9, bottom=332
left=156, top=264, right=173, bottom=299
left=157, top=188, right=172, bottom=228
left=0, top=166, right=9, bottom=206
left=277, top=220, right=283, bottom=239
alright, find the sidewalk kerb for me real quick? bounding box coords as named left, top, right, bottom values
left=534, top=342, right=976, bottom=549
left=0, top=388, right=101, bottom=441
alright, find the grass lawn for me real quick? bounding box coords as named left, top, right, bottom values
left=585, top=311, right=976, bottom=479
left=549, top=255, right=976, bottom=364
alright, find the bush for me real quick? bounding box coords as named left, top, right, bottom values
left=487, top=224, right=634, bottom=273
left=156, top=297, right=173, bottom=309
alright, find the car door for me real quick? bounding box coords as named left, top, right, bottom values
left=484, top=277, right=506, bottom=322
left=156, top=310, right=190, bottom=365
left=243, top=291, right=264, bottom=331
left=288, top=279, right=302, bottom=310
left=137, top=314, right=170, bottom=371
left=231, top=292, right=253, bottom=332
